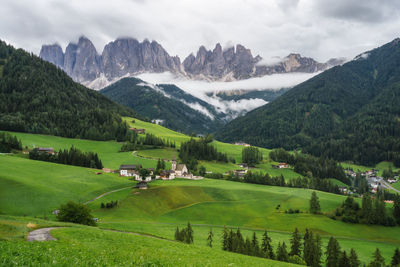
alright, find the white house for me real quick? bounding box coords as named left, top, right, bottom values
left=171, top=159, right=190, bottom=177
left=119, top=164, right=142, bottom=179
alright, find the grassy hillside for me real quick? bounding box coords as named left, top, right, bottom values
left=0, top=216, right=294, bottom=267
left=0, top=155, right=132, bottom=216
left=88, top=179, right=400, bottom=265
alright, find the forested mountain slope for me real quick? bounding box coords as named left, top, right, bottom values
left=0, top=40, right=138, bottom=140
left=100, top=78, right=224, bottom=134
left=216, top=38, right=400, bottom=166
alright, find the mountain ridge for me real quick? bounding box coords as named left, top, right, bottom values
left=40, top=36, right=345, bottom=89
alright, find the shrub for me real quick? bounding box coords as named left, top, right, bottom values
left=57, top=201, right=96, bottom=226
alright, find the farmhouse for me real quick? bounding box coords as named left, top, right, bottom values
left=136, top=181, right=148, bottom=189
left=160, top=170, right=175, bottom=180
left=119, top=164, right=142, bottom=179
left=234, top=142, right=251, bottom=147
left=38, top=147, right=55, bottom=155
left=278, top=163, right=289, bottom=169
left=233, top=169, right=247, bottom=177
left=129, top=128, right=146, bottom=134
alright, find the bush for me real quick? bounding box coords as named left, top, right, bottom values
left=57, top=201, right=96, bottom=226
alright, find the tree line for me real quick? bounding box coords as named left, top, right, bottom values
left=179, top=138, right=228, bottom=172
left=330, top=195, right=400, bottom=227
left=29, top=146, right=103, bottom=169
left=269, top=148, right=349, bottom=184
left=0, top=132, right=22, bottom=152
left=242, top=146, right=263, bottom=166
left=218, top=171, right=342, bottom=195
left=120, top=131, right=176, bottom=152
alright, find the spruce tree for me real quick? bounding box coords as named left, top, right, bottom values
left=392, top=248, right=400, bottom=267
left=369, top=248, right=385, bottom=267
left=236, top=228, right=244, bottom=253
left=349, top=248, right=360, bottom=267
left=251, top=232, right=260, bottom=256
left=207, top=229, right=213, bottom=247
left=290, top=228, right=302, bottom=256
left=174, top=226, right=180, bottom=241
left=261, top=230, right=274, bottom=259
left=222, top=226, right=228, bottom=251
left=362, top=194, right=374, bottom=224
left=276, top=242, right=289, bottom=262
left=314, top=233, right=322, bottom=267
left=326, top=236, right=341, bottom=267
left=310, top=191, right=321, bottom=214
left=393, top=196, right=400, bottom=225
left=185, top=222, right=193, bottom=244
left=339, top=251, right=350, bottom=267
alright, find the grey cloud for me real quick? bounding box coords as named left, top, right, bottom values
left=313, top=0, right=400, bottom=23
left=1, top=0, right=400, bottom=63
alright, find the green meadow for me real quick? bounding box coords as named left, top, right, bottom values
left=88, top=178, right=400, bottom=265
left=0, top=155, right=132, bottom=216
left=0, top=221, right=294, bottom=267
left=2, top=117, right=400, bottom=266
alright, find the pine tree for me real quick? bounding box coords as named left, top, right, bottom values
left=362, top=194, right=374, bottom=224
left=314, top=233, right=322, bottom=267
left=251, top=232, right=260, bottom=256
left=393, top=195, right=400, bottom=225
left=392, top=248, right=400, bottom=267
left=290, top=228, right=302, bottom=256
left=222, top=226, right=228, bottom=251
left=339, top=251, right=350, bottom=267
left=174, top=226, right=180, bottom=241
left=185, top=222, right=193, bottom=244
left=369, top=248, right=385, bottom=267
left=261, top=230, right=274, bottom=259
left=207, top=229, right=213, bottom=247
left=236, top=228, right=244, bottom=253
left=310, top=191, right=321, bottom=214
left=326, top=236, right=341, bottom=267
left=349, top=248, right=360, bottom=267
left=276, top=242, right=289, bottom=262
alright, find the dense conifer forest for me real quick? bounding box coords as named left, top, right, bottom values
left=216, top=38, right=400, bottom=167
left=0, top=40, right=138, bottom=141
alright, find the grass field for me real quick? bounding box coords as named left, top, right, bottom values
left=0, top=155, right=133, bottom=216
left=0, top=223, right=294, bottom=267
left=86, top=178, right=400, bottom=265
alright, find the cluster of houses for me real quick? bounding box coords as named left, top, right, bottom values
left=345, top=169, right=398, bottom=194
left=119, top=159, right=194, bottom=188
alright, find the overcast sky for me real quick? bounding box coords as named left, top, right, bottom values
left=1, top=0, right=400, bottom=62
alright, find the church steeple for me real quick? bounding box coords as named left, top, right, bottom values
left=171, top=153, right=177, bottom=171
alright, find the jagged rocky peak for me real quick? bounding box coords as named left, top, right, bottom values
left=101, top=37, right=181, bottom=80
left=183, top=43, right=261, bottom=80
left=39, top=43, right=64, bottom=68
left=39, top=36, right=346, bottom=89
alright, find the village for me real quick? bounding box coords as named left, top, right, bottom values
left=344, top=168, right=399, bottom=195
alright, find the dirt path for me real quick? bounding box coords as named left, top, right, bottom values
left=27, top=227, right=174, bottom=243
left=27, top=227, right=61, bottom=241
left=84, top=186, right=133, bottom=204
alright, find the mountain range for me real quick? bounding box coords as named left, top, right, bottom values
left=39, top=36, right=345, bottom=89
left=215, top=38, right=400, bottom=167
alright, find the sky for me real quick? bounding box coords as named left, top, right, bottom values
left=1, top=0, right=400, bottom=62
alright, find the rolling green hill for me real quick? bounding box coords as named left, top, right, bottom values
left=0, top=40, right=138, bottom=141
left=101, top=78, right=224, bottom=134
left=216, top=38, right=400, bottom=167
